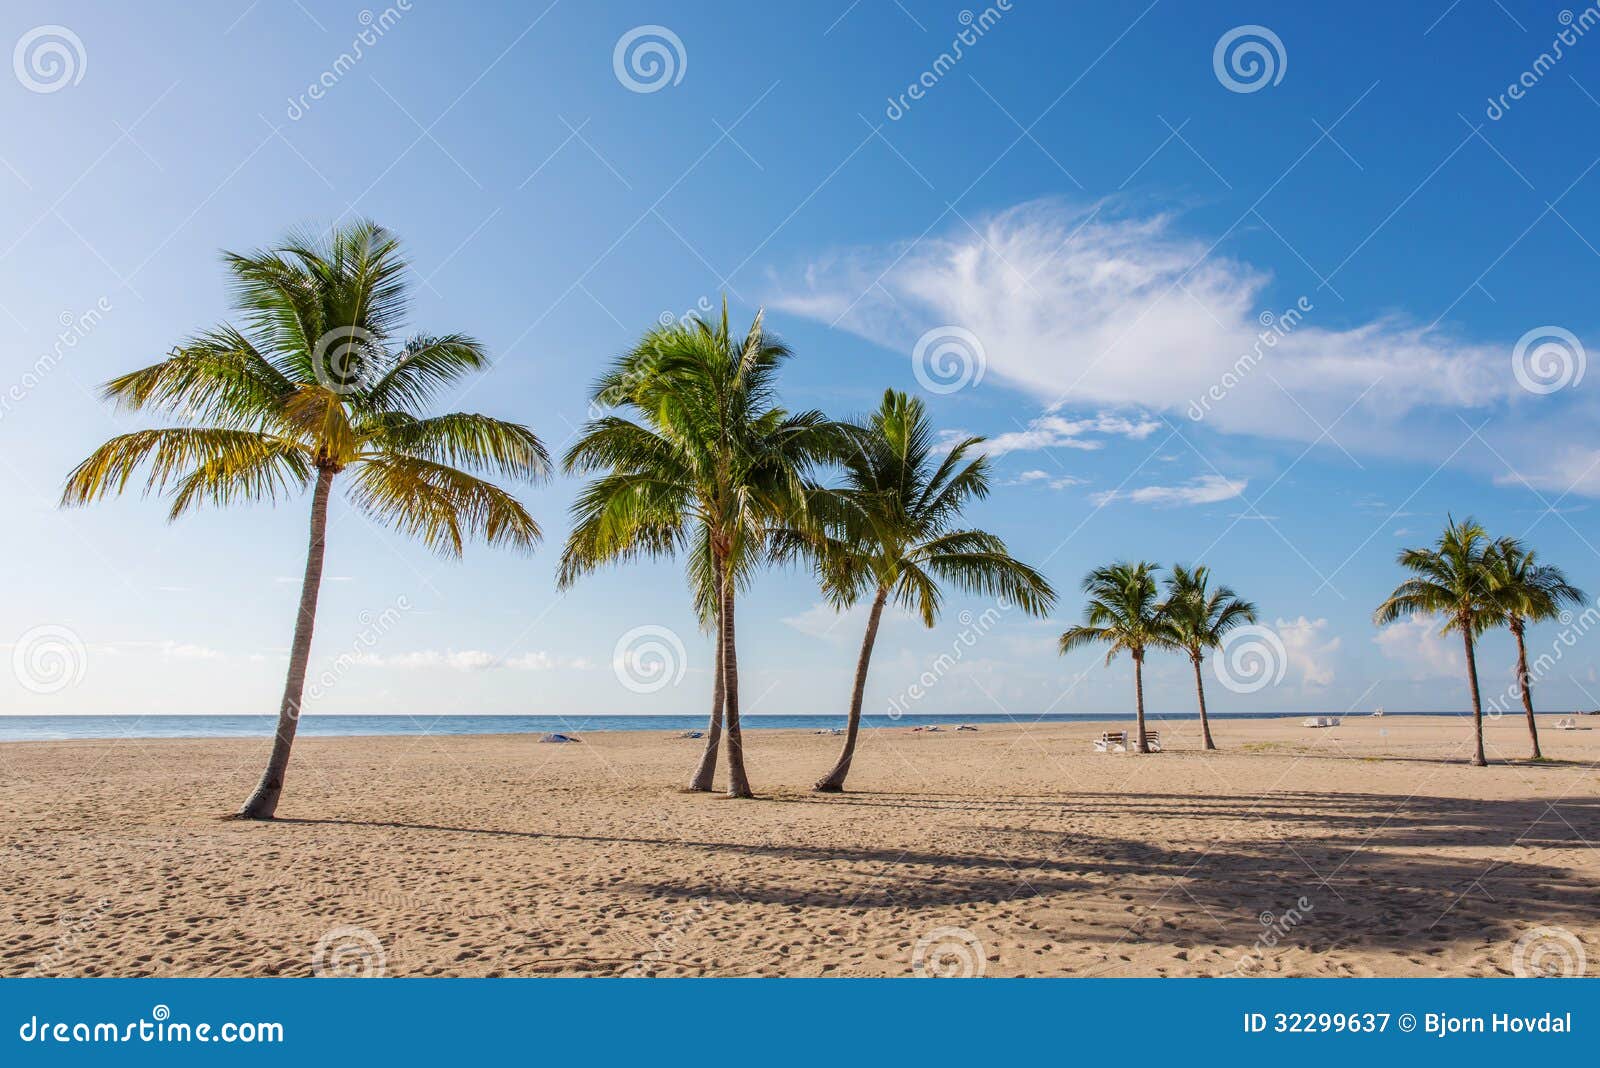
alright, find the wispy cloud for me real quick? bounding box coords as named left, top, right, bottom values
left=1091, top=473, right=1246, bottom=507
left=1373, top=616, right=1462, bottom=680
left=770, top=198, right=1600, bottom=494
left=1008, top=469, right=1086, bottom=490
left=955, top=412, right=1160, bottom=456
left=1277, top=616, right=1340, bottom=688
left=353, top=650, right=589, bottom=672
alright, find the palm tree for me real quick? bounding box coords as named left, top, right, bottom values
left=1373, top=516, right=1498, bottom=767
left=1484, top=537, right=1585, bottom=760
left=1059, top=562, right=1165, bottom=753
left=789, top=390, right=1055, bottom=792
left=560, top=302, right=838, bottom=798
left=1160, top=564, right=1257, bottom=751
left=61, top=222, right=547, bottom=818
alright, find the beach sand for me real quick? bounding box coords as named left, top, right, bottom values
left=2, top=714, right=1596, bottom=978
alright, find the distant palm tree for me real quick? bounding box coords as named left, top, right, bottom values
left=1160, top=564, right=1257, bottom=751
left=1484, top=537, right=1585, bottom=760
left=787, top=390, right=1055, bottom=792
left=1373, top=517, right=1497, bottom=767
left=1060, top=562, right=1165, bottom=753
left=61, top=222, right=547, bottom=818
left=560, top=302, right=838, bottom=797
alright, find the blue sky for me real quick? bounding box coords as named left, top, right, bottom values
left=3, top=1, right=1599, bottom=719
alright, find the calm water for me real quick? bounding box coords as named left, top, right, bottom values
left=0, top=711, right=1470, bottom=742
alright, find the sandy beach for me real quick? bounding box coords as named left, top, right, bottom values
left=2, top=715, right=1595, bottom=978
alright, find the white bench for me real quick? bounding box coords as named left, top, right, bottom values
left=1093, top=731, right=1127, bottom=753
left=1094, top=730, right=1161, bottom=752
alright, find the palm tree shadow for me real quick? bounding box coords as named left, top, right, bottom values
left=275, top=790, right=1598, bottom=954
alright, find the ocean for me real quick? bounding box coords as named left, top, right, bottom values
left=0, top=711, right=1470, bottom=742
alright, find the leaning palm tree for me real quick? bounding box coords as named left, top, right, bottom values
left=560, top=302, right=839, bottom=798
left=1160, top=564, right=1257, bottom=751
left=1373, top=517, right=1497, bottom=767
left=1484, top=537, right=1584, bottom=760
left=62, top=222, right=547, bottom=818
left=787, top=390, right=1055, bottom=792
left=1059, top=562, right=1165, bottom=753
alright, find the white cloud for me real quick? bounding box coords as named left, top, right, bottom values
left=1275, top=616, right=1340, bottom=688
left=354, top=649, right=578, bottom=672
left=1008, top=469, right=1086, bottom=490
left=957, top=412, right=1161, bottom=456
left=770, top=198, right=1600, bottom=494
left=1091, top=473, right=1246, bottom=507
left=782, top=601, right=911, bottom=641
left=1373, top=615, right=1463, bottom=680
left=95, top=640, right=225, bottom=660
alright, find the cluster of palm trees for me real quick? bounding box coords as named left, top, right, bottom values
left=1375, top=516, right=1584, bottom=766
left=62, top=221, right=1056, bottom=814
left=1058, top=563, right=1258, bottom=753
left=557, top=309, right=1056, bottom=796
left=57, top=222, right=1589, bottom=820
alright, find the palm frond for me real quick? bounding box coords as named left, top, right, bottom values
left=347, top=454, right=540, bottom=557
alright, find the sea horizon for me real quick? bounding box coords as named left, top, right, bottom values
left=0, top=709, right=1491, bottom=742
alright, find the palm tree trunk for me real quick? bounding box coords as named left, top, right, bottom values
left=815, top=586, right=888, bottom=792
left=236, top=466, right=333, bottom=819
left=686, top=606, right=725, bottom=792
left=1511, top=619, right=1541, bottom=760
left=1461, top=623, right=1488, bottom=767
left=1192, top=653, right=1216, bottom=750
left=720, top=574, right=753, bottom=798
left=1133, top=650, right=1150, bottom=753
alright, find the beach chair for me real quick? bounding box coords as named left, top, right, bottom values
left=1144, top=730, right=1162, bottom=753
left=1302, top=716, right=1340, bottom=728
left=1553, top=717, right=1578, bottom=730
left=1093, top=730, right=1127, bottom=753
